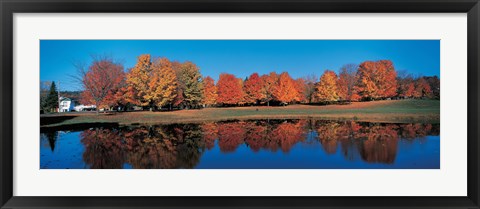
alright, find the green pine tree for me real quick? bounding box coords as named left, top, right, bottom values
left=45, top=81, right=59, bottom=112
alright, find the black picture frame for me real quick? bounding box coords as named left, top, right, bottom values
left=1, top=0, right=479, bottom=208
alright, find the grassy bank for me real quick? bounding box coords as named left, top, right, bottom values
left=41, top=99, right=440, bottom=128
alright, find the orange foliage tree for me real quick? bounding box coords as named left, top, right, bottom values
left=202, top=76, right=218, bottom=107
left=315, top=70, right=339, bottom=103
left=294, top=78, right=307, bottom=103
left=216, top=73, right=244, bottom=105
left=354, top=60, right=398, bottom=100
left=272, top=72, right=298, bottom=105
left=261, top=72, right=278, bottom=106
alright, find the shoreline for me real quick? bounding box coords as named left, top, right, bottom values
left=41, top=100, right=440, bottom=129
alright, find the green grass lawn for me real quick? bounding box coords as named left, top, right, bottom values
left=41, top=99, right=440, bottom=128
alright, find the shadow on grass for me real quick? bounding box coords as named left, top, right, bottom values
left=40, top=122, right=120, bottom=132
left=40, top=115, right=77, bottom=126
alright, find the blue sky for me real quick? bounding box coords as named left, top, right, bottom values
left=40, top=40, right=440, bottom=91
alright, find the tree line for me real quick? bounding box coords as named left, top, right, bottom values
left=67, top=54, right=440, bottom=114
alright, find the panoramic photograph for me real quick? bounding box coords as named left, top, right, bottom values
left=40, top=40, right=440, bottom=169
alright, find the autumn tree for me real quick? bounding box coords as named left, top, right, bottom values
left=237, top=78, right=246, bottom=105
left=337, top=63, right=358, bottom=102
left=243, top=73, right=265, bottom=105
left=150, top=57, right=177, bottom=109
left=301, top=74, right=318, bottom=103
left=414, top=77, right=432, bottom=98
left=354, top=60, right=398, bottom=100
left=112, top=85, right=139, bottom=110
left=125, top=56, right=178, bottom=111
left=261, top=72, right=278, bottom=106
left=126, top=54, right=155, bottom=109
left=77, top=56, right=125, bottom=115
left=294, top=78, right=307, bottom=103
left=203, top=76, right=218, bottom=107
left=424, top=76, right=440, bottom=99
left=315, top=70, right=339, bottom=103
left=101, top=75, right=128, bottom=109
left=171, top=61, right=185, bottom=107
left=216, top=73, right=244, bottom=105
left=273, top=72, right=298, bottom=105
left=397, top=72, right=415, bottom=98
left=179, top=61, right=203, bottom=109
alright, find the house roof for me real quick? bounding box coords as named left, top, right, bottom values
left=59, top=97, right=72, bottom=101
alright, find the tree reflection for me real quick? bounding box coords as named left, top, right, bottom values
left=201, top=123, right=218, bottom=150
left=244, top=121, right=269, bottom=152
left=217, top=121, right=246, bottom=153
left=124, top=126, right=178, bottom=169
left=356, top=124, right=399, bottom=164
left=73, top=119, right=439, bottom=168
left=41, top=131, right=58, bottom=151
left=81, top=128, right=126, bottom=169
left=313, top=121, right=438, bottom=164
left=270, top=120, right=306, bottom=152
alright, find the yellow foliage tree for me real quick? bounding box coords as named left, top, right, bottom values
left=315, top=70, right=339, bottom=102
left=150, top=57, right=178, bottom=109
left=202, top=76, right=217, bottom=106
left=126, top=54, right=154, bottom=107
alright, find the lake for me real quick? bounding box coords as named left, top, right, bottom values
left=40, top=119, right=440, bottom=169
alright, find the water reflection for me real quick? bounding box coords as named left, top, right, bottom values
left=40, top=119, right=440, bottom=169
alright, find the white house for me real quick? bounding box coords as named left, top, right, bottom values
left=59, top=97, right=75, bottom=112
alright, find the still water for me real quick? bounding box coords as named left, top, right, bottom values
left=40, top=119, right=440, bottom=169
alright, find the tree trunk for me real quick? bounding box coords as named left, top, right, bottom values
left=95, top=101, right=99, bottom=115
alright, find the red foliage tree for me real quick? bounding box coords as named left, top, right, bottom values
left=78, top=56, right=125, bottom=114
left=398, top=76, right=415, bottom=98
left=414, top=77, right=432, bottom=98
left=216, top=73, right=244, bottom=105
left=243, top=73, right=265, bottom=104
